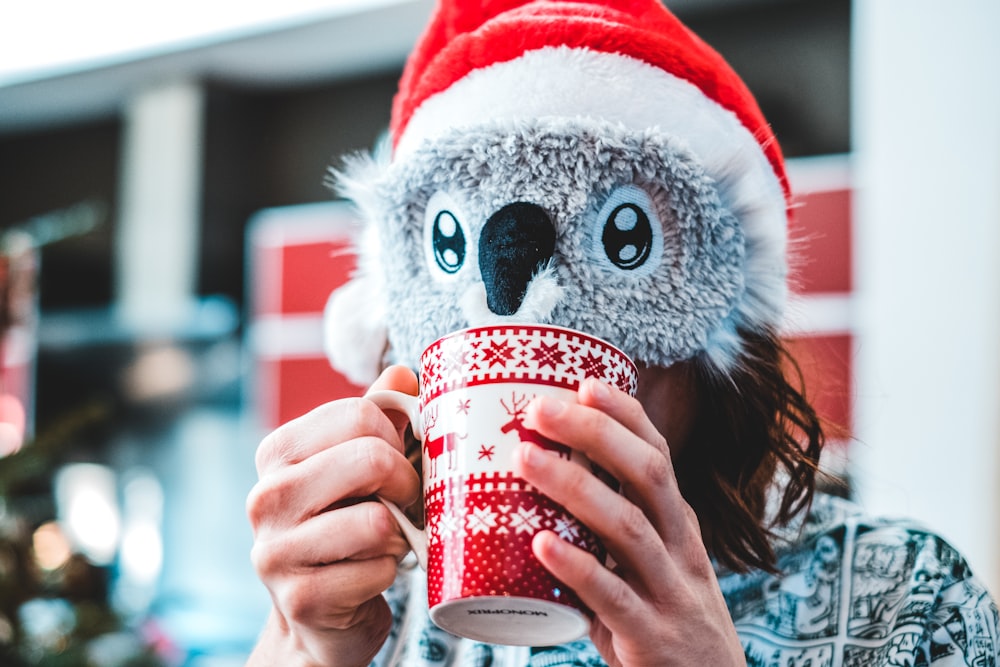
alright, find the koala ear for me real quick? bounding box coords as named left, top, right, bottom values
left=322, top=137, right=395, bottom=388
left=323, top=275, right=387, bottom=387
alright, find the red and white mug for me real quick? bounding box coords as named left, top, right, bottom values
left=367, top=324, right=637, bottom=646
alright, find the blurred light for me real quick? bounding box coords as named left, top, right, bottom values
left=55, top=464, right=121, bottom=566
left=120, top=470, right=164, bottom=586
left=114, top=469, right=164, bottom=617
left=0, top=394, right=26, bottom=457
left=32, top=521, right=73, bottom=571
left=18, top=598, right=75, bottom=650
left=120, top=523, right=162, bottom=584
left=121, top=344, right=196, bottom=402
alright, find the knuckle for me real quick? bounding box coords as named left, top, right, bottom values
left=244, top=482, right=268, bottom=528
left=249, top=538, right=282, bottom=579
left=607, top=584, right=634, bottom=617
left=365, top=555, right=402, bottom=597
left=558, top=461, right=591, bottom=500
left=245, top=477, right=284, bottom=529
left=643, top=448, right=674, bottom=488
left=599, top=572, right=635, bottom=616
left=245, top=475, right=294, bottom=529
left=282, top=580, right=323, bottom=624
left=682, top=502, right=701, bottom=532
left=255, top=425, right=303, bottom=471
left=310, top=561, right=399, bottom=631
left=356, top=437, right=394, bottom=478
left=343, top=397, right=393, bottom=435
left=365, top=501, right=397, bottom=539
left=327, top=595, right=385, bottom=632
left=616, top=502, right=650, bottom=543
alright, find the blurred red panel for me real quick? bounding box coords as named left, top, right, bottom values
left=248, top=203, right=366, bottom=429
left=785, top=333, right=854, bottom=440
left=789, top=188, right=852, bottom=294
left=280, top=241, right=356, bottom=316
left=257, top=356, right=366, bottom=428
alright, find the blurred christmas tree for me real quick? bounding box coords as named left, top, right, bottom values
left=0, top=203, right=172, bottom=666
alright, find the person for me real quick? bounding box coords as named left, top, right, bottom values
left=245, top=0, right=1000, bottom=665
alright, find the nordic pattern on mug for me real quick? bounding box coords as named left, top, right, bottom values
left=420, top=385, right=586, bottom=486
left=419, top=325, right=637, bottom=405
left=424, top=472, right=600, bottom=553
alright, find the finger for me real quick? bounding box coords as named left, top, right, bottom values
left=269, top=555, right=402, bottom=629
left=253, top=501, right=410, bottom=572
left=579, top=378, right=667, bottom=450
left=523, top=390, right=688, bottom=537
left=255, top=393, right=406, bottom=476
left=514, top=442, right=677, bottom=588
left=248, top=436, right=420, bottom=530
left=368, top=365, right=419, bottom=437
left=531, top=530, right=649, bottom=638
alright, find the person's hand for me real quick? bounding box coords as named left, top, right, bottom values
left=245, top=366, right=420, bottom=667
left=513, top=378, right=746, bottom=667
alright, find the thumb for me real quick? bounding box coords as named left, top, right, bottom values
left=367, top=365, right=419, bottom=440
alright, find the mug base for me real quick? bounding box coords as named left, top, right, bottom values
left=430, top=595, right=589, bottom=646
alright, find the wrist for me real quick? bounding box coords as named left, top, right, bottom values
left=247, top=610, right=323, bottom=667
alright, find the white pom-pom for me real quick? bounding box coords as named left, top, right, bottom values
left=323, top=277, right=387, bottom=387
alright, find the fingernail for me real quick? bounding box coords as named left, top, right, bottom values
left=587, top=378, right=609, bottom=401
left=535, top=396, right=565, bottom=418
left=521, top=442, right=555, bottom=469
left=522, top=396, right=563, bottom=431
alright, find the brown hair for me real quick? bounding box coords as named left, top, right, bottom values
left=677, top=327, right=826, bottom=574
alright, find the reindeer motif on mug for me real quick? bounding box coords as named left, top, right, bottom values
left=499, top=392, right=572, bottom=459
left=423, top=403, right=466, bottom=477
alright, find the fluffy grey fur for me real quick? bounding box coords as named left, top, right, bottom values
left=334, top=117, right=768, bottom=375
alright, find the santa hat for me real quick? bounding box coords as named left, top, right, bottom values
left=390, top=0, right=789, bottom=219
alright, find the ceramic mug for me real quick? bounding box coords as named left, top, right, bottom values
left=367, top=324, right=637, bottom=646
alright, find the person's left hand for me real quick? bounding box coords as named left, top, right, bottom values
left=513, top=378, right=746, bottom=667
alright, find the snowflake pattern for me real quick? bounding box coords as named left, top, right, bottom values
left=477, top=444, right=495, bottom=461
left=421, top=325, right=637, bottom=402
left=577, top=350, right=609, bottom=379
left=436, top=513, right=461, bottom=539
left=482, top=338, right=516, bottom=367
left=426, top=475, right=601, bottom=554
left=552, top=515, right=581, bottom=541
left=467, top=506, right=499, bottom=535
left=509, top=505, right=544, bottom=534
left=532, top=341, right=567, bottom=369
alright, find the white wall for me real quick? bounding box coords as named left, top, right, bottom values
left=851, top=0, right=1000, bottom=598
left=116, top=80, right=204, bottom=331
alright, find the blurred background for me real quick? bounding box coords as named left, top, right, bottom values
left=0, top=0, right=997, bottom=664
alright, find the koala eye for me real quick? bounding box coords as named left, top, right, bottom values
left=432, top=210, right=465, bottom=272
left=592, top=184, right=663, bottom=276
left=424, top=191, right=471, bottom=281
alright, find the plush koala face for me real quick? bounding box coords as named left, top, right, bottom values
left=359, top=118, right=748, bottom=372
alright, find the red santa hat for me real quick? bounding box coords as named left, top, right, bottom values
left=389, top=0, right=790, bottom=226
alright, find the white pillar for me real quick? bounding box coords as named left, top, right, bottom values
left=116, top=80, right=204, bottom=332
left=852, top=0, right=1000, bottom=597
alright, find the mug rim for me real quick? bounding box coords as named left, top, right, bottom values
left=421, top=322, right=635, bottom=368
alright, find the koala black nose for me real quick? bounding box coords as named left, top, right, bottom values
left=479, top=202, right=556, bottom=316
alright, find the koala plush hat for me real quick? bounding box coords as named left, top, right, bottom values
left=324, top=0, right=792, bottom=386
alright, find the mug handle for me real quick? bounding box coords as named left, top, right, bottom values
left=364, top=389, right=429, bottom=571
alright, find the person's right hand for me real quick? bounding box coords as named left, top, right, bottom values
left=245, top=366, right=420, bottom=667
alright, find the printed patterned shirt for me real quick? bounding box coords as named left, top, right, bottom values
left=370, top=494, right=1000, bottom=667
